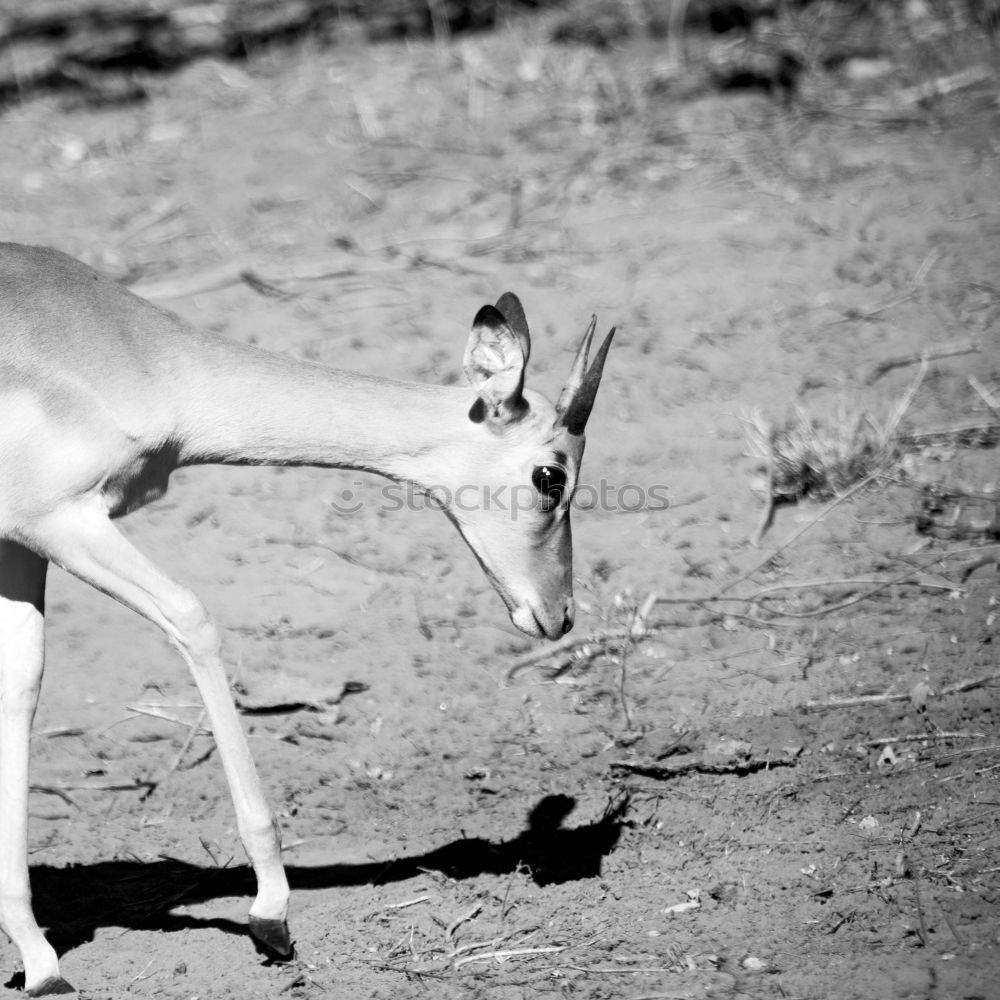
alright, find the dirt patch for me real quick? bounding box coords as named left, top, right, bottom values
left=2, top=20, right=999, bottom=1000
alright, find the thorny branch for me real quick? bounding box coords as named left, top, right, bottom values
left=508, top=541, right=996, bottom=682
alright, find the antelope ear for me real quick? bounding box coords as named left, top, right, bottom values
left=494, top=291, right=531, bottom=367
left=464, top=304, right=528, bottom=426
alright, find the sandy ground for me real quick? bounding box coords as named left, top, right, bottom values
left=2, top=23, right=999, bottom=1000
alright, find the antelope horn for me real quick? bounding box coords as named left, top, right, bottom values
left=556, top=315, right=597, bottom=416
left=556, top=321, right=615, bottom=435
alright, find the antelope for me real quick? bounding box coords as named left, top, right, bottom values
left=0, top=243, right=614, bottom=995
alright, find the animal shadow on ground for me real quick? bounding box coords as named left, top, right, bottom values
left=13, top=793, right=627, bottom=980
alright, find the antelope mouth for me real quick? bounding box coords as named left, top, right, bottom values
left=511, top=603, right=569, bottom=641
left=451, top=527, right=570, bottom=641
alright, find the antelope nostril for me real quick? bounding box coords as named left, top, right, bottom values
left=561, top=614, right=574, bottom=635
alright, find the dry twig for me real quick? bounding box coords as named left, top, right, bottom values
left=861, top=732, right=986, bottom=748
left=28, top=785, right=79, bottom=807
left=34, top=779, right=156, bottom=794
left=452, top=945, right=567, bottom=970
left=725, top=474, right=878, bottom=593
left=163, top=709, right=208, bottom=779
left=445, top=902, right=483, bottom=943
left=750, top=430, right=776, bottom=548
left=385, top=895, right=431, bottom=911
left=126, top=702, right=210, bottom=731
left=612, top=755, right=797, bottom=778
left=749, top=571, right=960, bottom=620
left=806, top=672, right=1000, bottom=712
left=865, top=339, right=978, bottom=384
left=969, top=375, right=1000, bottom=423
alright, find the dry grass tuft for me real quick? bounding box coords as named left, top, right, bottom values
left=743, top=403, right=890, bottom=503
left=744, top=361, right=926, bottom=506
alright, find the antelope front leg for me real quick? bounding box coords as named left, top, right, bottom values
left=0, top=542, right=73, bottom=996
left=32, top=507, right=294, bottom=961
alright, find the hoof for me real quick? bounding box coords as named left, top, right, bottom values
left=26, top=977, right=76, bottom=997
left=248, top=915, right=295, bottom=962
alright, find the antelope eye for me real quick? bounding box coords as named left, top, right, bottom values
left=531, top=464, right=568, bottom=509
